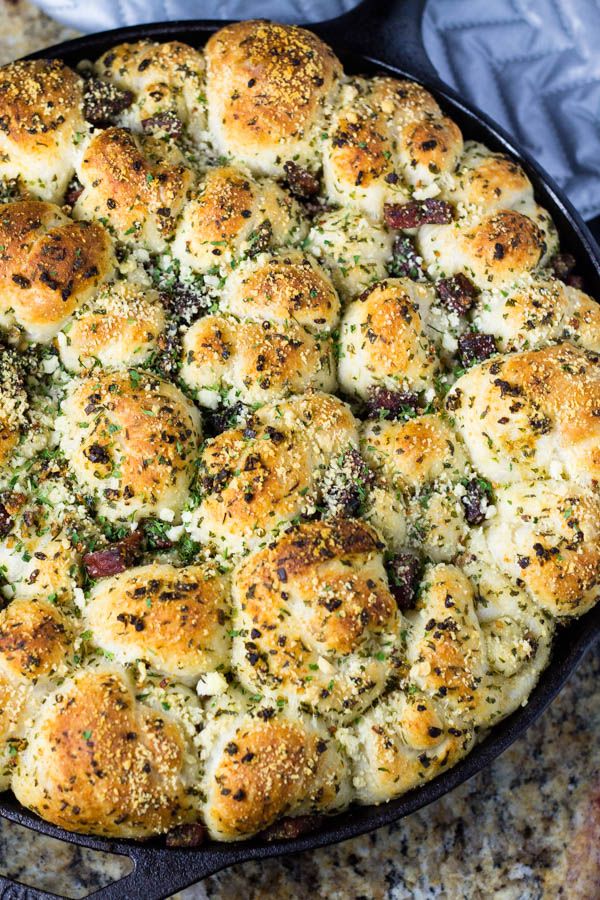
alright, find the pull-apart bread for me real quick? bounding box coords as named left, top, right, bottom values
left=0, top=20, right=596, bottom=843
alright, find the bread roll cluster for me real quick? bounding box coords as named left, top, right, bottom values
left=0, top=20, right=597, bottom=843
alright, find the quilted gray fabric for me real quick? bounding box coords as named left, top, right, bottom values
left=423, top=0, right=600, bottom=219
left=30, top=0, right=600, bottom=218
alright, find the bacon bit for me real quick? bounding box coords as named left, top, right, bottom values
left=386, top=553, right=422, bottom=610
left=550, top=252, right=576, bottom=282
left=436, top=273, right=477, bottom=315
left=165, top=823, right=206, bottom=848
left=83, top=531, right=143, bottom=579
left=384, top=199, right=453, bottom=229
left=83, top=78, right=133, bottom=127
left=283, top=161, right=320, bottom=198
left=566, top=273, right=585, bottom=290
left=458, top=333, right=498, bottom=367
left=64, top=178, right=84, bottom=209
left=0, top=502, right=12, bottom=537
left=261, top=814, right=327, bottom=841
left=461, top=478, right=492, bottom=526
left=365, top=386, right=419, bottom=420
left=390, top=235, right=425, bottom=280
left=142, top=111, right=183, bottom=138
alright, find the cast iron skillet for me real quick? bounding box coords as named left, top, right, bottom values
left=1, top=2, right=599, bottom=897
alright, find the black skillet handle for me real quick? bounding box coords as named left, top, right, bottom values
left=83, top=845, right=235, bottom=900
left=314, top=0, right=437, bottom=83
left=0, top=843, right=236, bottom=900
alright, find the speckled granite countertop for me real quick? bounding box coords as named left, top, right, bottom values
left=0, top=2, right=599, bottom=897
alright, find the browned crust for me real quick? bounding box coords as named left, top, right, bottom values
left=0, top=59, right=83, bottom=150
left=62, top=370, right=201, bottom=510
left=0, top=200, right=113, bottom=331
left=462, top=210, right=546, bottom=277
left=13, top=669, right=198, bottom=837
left=77, top=128, right=193, bottom=240
left=86, top=564, right=230, bottom=676
left=0, top=599, right=71, bottom=680
left=205, top=20, right=341, bottom=147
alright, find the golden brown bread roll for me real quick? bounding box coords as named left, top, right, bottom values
left=0, top=598, right=72, bottom=682
left=200, top=692, right=351, bottom=841
left=362, top=413, right=469, bottom=562
left=57, top=370, right=202, bottom=521
left=0, top=60, right=85, bottom=203
left=362, top=413, right=467, bottom=493
left=188, top=391, right=358, bottom=554
left=12, top=665, right=202, bottom=838
left=306, top=209, right=393, bottom=299
left=441, top=141, right=534, bottom=213
left=323, top=75, right=462, bottom=218
left=340, top=689, right=474, bottom=804
left=447, top=342, right=600, bottom=486
left=474, top=276, right=600, bottom=354
left=180, top=314, right=336, bottom=408
left=0, top=201, right=114, bottom=341
left=191, top=413, right=315, bottom=554
left=57, top=281, right=166, bottom=373
left=0, top=491, right=81, bottom=604
left=84, top=563, right=231, bottom=684
left=483, top=479, right=600, bottom=617
left=460, top=527, right=554, bottom=676
left=220, top=250, right=340, bottom=333
left=323, top=77, right=412, bottom=219
left=173, top=165, right=306, bottom=276
left=74, top=127, right=194, bottom=252
left=0, top=597, right=74, bottom=789
left=231, top=517, right=399, bottom=720
left=338, top=279, right=438, bottom=399
left=94, top=40, right=206, bottom=142
left=404, top=562, right=552, bottom=727
left=205, top=20, right=342, bottom=176
left=399, top=116, right=463, bottom=191
left=418, top=209, right=548, bottom=290
left=559, top=284, right=600, bottom=352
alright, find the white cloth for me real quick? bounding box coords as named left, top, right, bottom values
left=32, top=0, right=356, bottom=29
